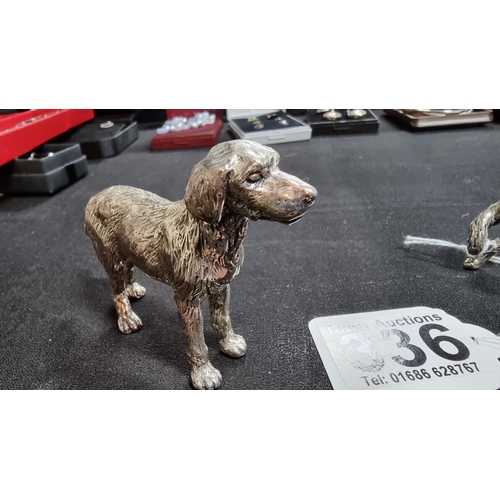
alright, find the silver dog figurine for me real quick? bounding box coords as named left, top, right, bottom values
left=464, top=200, right=500, bottom=270
left=84, top=140, right=317, bottom=389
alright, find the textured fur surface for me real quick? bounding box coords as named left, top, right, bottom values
left=84, top=140, right=317, bottom=389
left=464, top=201, right=500, bottom=269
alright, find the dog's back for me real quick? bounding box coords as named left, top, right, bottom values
left=85, top=185, right=170, bottom=260
left=84, top=185, right=195, bottom=283
left=86, top=184, right=168, bottom=221
left=85, top=185, right=170, bottom=236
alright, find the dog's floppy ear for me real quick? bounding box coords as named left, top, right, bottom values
left=184, top=143, right=236, bottom=224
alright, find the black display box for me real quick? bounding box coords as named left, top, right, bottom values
left=5, top=143, right=88, bottom=195
left=66, top=114, right=139, bottom=159
left=305, top=109, right=379, bottom=135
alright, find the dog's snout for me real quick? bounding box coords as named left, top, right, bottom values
left=304, top=192, right=316, bottom=207
left=302, top=186, right=317, bottom=207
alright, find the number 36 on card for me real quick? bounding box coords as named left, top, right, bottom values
left=308, top=307, right=500, bottom=390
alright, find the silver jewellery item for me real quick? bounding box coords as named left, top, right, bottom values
left=249, top=117, right=264, bottom=129
left=28, top=151, right=54, bottom=160
left=323, top=110, right=342, bottom=120
left=317, top=109, right=331, bottom=113
left=100, top=121, right=114, bottom=129
left=156, top=112, right=216, bottom=135
left=347, top=109, right=367, bottom=118
left=247, top=113, right=289, bottom=129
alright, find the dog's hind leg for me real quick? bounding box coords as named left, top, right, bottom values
left=124, top=264, right=147, bottom=299
left=91, top=240, right=143, bottom=334
left=175, top=295, right=222, bottom=390
left=208, top=285, right=247, bottom=358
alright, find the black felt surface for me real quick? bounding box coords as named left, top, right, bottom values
left=2, top=111, right=500, bottom=390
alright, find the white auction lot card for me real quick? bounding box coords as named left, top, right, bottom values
left=309, top=307, right=500, bottom=389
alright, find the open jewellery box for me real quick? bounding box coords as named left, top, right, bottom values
left=384, top=109, right=493, bottom=129
left=65, top=110, right=139, bottom=159
left=0, top=109, right=94, bottom=168
left=150, top=110, right=223, bottom=150
left=305, top=109, right=379, bottom=135
left=227, top=109, right=312, bottom=145
left=3, top=143, right=88, bottom=195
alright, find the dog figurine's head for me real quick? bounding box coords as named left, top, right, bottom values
left=185, top=140, right=317, bottom=225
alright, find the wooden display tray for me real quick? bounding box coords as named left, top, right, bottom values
left=384, top=109, right=493, bottom=129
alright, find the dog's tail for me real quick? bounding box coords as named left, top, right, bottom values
left=84, top=188, right=118, bottom=241
left=84, top=193, right=101, bottom=238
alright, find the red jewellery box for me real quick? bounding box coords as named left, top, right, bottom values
left=0, top=109, right=94, bottom=167
left=150, top=109, right=223, bottom=151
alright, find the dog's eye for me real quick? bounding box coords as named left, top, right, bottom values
left=246, top=172, right=263, bottom=183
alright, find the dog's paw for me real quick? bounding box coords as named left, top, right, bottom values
left=220, top=334, right=247, bottom=358
left=191, top=362, right=222, bottom=390
left=463, top=257, right=488, bottom=270
left=126, top=282, right=146, bottom=299
left=118, top=312, right=143, bottom=334
left=463, top=257, right=478, bottom=269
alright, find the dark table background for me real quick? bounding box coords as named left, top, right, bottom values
left=2, top=111, right=500, bottom=390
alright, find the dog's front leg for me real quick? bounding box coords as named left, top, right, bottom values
left=208, top=285, right=247, bottom=358
left=175, top=295, right=222, bottom=390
